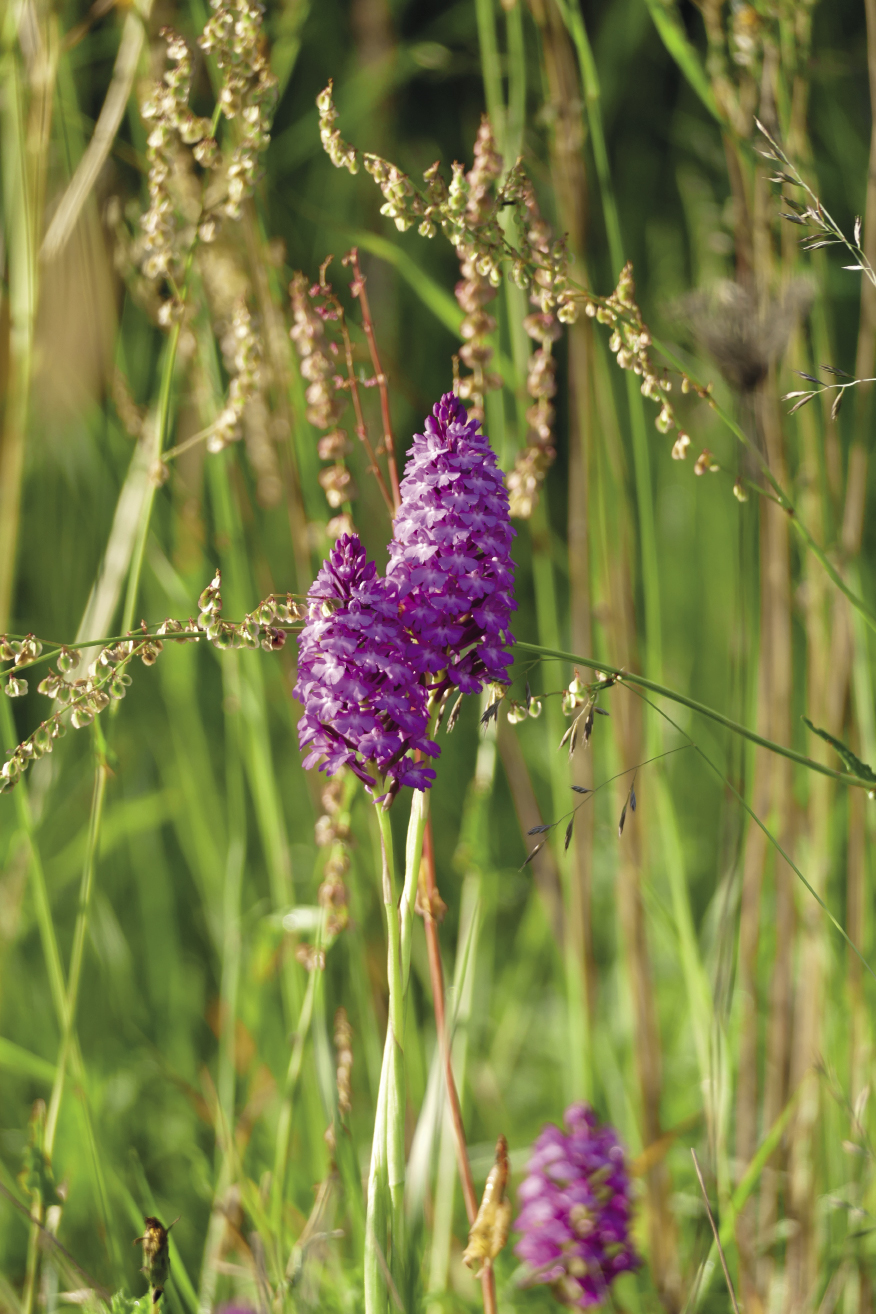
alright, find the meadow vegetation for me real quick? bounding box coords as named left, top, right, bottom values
left=1, top=1, right=876, bottom=1313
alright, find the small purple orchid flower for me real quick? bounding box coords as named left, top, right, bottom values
left=293, top=533, right=438, bottom=792
left=515, top=1103, right=639, bottom=1307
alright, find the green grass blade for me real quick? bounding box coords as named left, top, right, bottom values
left=0, top=1037, right=56, bottom=1084
left=639, top=0, right=722, bottom=124
left=514, top=639, right=876, bottom=789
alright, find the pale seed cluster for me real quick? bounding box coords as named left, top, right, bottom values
left=1, top=634, right=43, bottom=701
left=316, top=83, right=583, bottom=515
left=1, top=578, right=302, bottom=793
left=454, top=118, right=504, bottom=420
left=582, top=262, right=710, bottom=466
left=139, top=29, right=214, bottom=303
left=209, top=298, right=264, bottom=453
left=503, top=168, right=576, bottom=518
left=196, top=240, right=281, bottom=502
left=505, top=691, right=543, bottom=725
left=325, top=1003, right=354, bottom=1152
left=0, top=634, right=163, bottom=793
left=507, top=180, right=575, bottom=514
left=315, top=82, right=563, bottom=287
left=316, top=87, right=509, bottom=332
left=289, top=271, right=357, bottom=533
left=314, top=773, right=352, bottom=940
left=133, top=0, right=276, bottom=325
left=333, top=1007, right=353, bottom=1116
left=196, top=570, right=297, bottom=651
left=317, top=83, right=359, bottom=175
left=316, top=83, right=721, bottom=503
left=198, top=0, right=278, bottom=221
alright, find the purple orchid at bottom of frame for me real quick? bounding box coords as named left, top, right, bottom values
left=515, top=1102, right=639, bottom=1307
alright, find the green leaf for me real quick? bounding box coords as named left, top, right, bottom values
left=0, top=1037, right=55, bottom=1084
left=640, top=0, right=722, bottom=126
left=803, top=717, right=876, bottom=783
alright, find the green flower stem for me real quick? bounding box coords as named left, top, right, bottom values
left=515, top=639, right=876, bottom=790
left=364, top=782, right=429, bottom=1312
left=401, top=785, right=429, bottom=989
left=373, top=798, right=405, bottom=1278
left=364, top=1027, right=391, bottom=1314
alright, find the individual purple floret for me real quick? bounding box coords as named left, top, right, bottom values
left=387, top=392, right=516, bottom=694
left=515, top=1103, right=638, bottom=1308
left=294, top=534, right=438, bottom=792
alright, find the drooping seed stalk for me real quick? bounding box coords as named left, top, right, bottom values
left=374, top=800, right=405, bottom=1261
left=364, top=1025, right=391, bottom=1314
left=364, top=794, right=401, bottom=1314
left=514, top=640, right=876, bottom=790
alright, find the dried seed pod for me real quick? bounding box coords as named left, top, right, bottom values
left=135, top=1215, right=179, bottom=1305
left=333, top=1007, right=353, bottom=1116
left=463, top=1135, right=512, bottom=1276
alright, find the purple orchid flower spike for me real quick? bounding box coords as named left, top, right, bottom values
left=388, top=392, right=516, bottom=695
left=294, top=533, right=439, bottom=793
left=515, top=1102, right=639, bottom=1307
